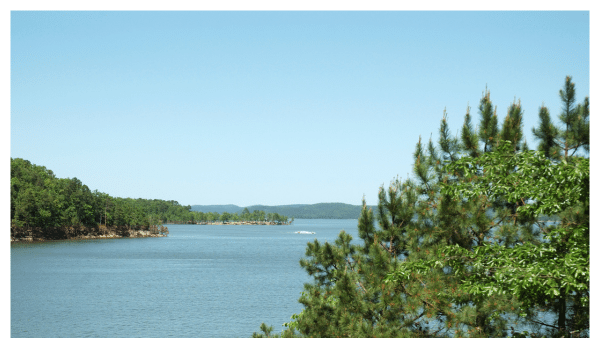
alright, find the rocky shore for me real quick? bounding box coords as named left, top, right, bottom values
left=196, top=221, right=290, bottom=225
left=10, top=226, right=169, bottom=242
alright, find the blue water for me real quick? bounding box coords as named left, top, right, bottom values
left=11, top=219, right=360, bottom=337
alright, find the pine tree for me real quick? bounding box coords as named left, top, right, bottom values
left=387, top=77, right=589, bottom=337
left=281, top=105, right=526, bottom=337
left=531, top=104, right=559, bottom=160
left=533, top=76, right=589, bottom=160
left=477, top=89, right=499, bottom=153
left=268, top=77, right=589, bottom=337
left=500, top=99, right=524, bottom=151
left=461, top=106, right=480, bottom=158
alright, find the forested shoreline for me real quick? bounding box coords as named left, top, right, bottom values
left=253, top=77, right=589, bottom=337
left=10, top=158, right=291, bottom=241
left=191, top=203, right=372, bottom=219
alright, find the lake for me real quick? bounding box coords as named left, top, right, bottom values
left=11, top=219, right=360, bottom=337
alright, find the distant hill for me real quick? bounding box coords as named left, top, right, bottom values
left=190, top=203, right=374, bottom=219
left=190, top=204, right=244, bottom=214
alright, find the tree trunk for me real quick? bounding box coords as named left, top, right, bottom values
left=558, top=288, right=566, bottom=331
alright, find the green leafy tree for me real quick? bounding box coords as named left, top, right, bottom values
left=388, top=142, right=589, bottom=336
left=386, top=76, right=589, bottom=337
left=281, top=109, right=520, bottom=337
left=220, top=211, right=232, bottom=222
left=268, top=76, right=588, bottom=338
left=10, top=158, right=180, bottom=239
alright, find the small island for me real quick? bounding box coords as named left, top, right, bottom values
left=192, top=208, right=293, bottom=225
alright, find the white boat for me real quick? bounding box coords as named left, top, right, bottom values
left=295, top=231, right=315, bottom=234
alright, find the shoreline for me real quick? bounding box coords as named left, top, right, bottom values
left=11, top=229, right=168, bottom=243
left=195, top=221, right=291, bottom=225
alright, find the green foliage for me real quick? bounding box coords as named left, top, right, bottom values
left=264, top=76, right=589, bottom=337
left=194, top=209, right=291, bottom=224
left=388, top=142, right=589, bottom=334
left=10, top=159, right=292, bottom=240
left=478, top=89, right=499, bottom=153
left=11, top=158, right=103, bottom=237
left=532, top=105, right=559, bottom=160
left=9, top=158, right=202, bottom=239
left=385, top=77, right=589, bottom=336
left=532, top=76, right=589, bottom=160
left=500, top=100, right=524, bottom=151
left=461, top=107, right=480, bottom=158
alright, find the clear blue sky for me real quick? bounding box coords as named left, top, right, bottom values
left=10, top=11, right=589, bottom=207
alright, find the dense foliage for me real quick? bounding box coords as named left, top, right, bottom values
left=386, top=143, right=589, bottom=336
left=10, top=158, right=182, bottom=239
left=253, top=76, right=589, bottom=337
left=195, top=208, right=292, bottom=224
left=10, top=159, right=292, bottom=240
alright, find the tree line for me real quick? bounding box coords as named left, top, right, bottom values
left=194, top=208, right=292, bottom=224
left=10, top=159, right=176, bottom=239
left=253, top=76, right=589, bottom=338
left=244, top=203, right=368, bottom=219
left=191, top=203, right=367, bottom=219
left=10, top=159, right=292, bottom=240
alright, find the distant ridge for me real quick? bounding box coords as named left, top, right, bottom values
left=190, top=203, right=374, bottom=219
left=190, top=204, right=243, bottom=214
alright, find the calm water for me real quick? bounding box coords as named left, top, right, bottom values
left=11, top=219, right=360, bottom=338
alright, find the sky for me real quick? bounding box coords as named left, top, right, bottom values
left=9, top=10, right=590, bottom=207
